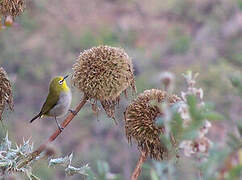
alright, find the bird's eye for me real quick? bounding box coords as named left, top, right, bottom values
left=59, top=80, right=63, bottom=85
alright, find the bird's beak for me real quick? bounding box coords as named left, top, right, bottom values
left=60, top=75, right=69, bottom=83
left=63, top=75, right=69, bottom=80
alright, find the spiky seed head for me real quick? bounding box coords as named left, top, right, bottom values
left=0, top=0, right=25, bottom=18
left=72, top=45, right=136, bottom=120
left=124, top=89, right=181, bottom=160
left=0, top=67, right=14, bottom=121
left=72, top=45, right=135, bottom=101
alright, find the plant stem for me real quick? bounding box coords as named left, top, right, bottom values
left=218, top=150, right=238, bottom=180
left=131, top=150, right=148, bottom=180
left=17, top=95, right=88, bottom=169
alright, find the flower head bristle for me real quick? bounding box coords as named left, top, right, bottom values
left=72, top=45, right=136, bottom=120
left=0, top=67, right=14, bottom=121
left=124, top=89, right=181, bottom=160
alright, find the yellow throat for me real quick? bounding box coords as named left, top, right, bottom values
left=49, top=76, right=70, bottom=95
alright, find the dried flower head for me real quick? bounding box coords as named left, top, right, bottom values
left=0, top=0, right=25, bottom=18
left=72, top=45, right=136, bottom=119
left=0, top=67, right=14, bottom=121
left=159, top=71, right=175, bottom=92
left=124, top=89, right=181, bottom=160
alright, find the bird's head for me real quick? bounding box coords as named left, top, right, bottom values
left=50, top=75, right=70, bottom=93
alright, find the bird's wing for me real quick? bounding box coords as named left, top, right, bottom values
left=40, top=91, right=59, bottom=115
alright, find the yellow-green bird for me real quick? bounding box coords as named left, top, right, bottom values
left=30, top=75, right=72, bottom=131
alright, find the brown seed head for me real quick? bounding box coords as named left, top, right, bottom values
left=124, top=89, right=181, bottom=160
left=0, top=67, right=14, bottom=121
left=0, top=0, right=25, bottom=18
left=72, top=45, right=136, bottom=119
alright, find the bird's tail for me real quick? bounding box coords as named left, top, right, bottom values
left=30, top=113, right=41, bottom=123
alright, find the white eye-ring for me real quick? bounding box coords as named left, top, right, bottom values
left=59, top=80, right=63, bottom=85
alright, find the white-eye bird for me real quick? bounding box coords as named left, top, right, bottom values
left=30, top=75, right=72, bottom=131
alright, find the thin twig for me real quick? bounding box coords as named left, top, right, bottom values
left=17, top=95, right=88, bottom=169
left=131, top=150, right=148, bottom=180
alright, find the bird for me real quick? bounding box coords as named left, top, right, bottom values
left=30, top=75, right=72, bottom=131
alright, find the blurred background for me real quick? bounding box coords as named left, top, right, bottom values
left=0, top=0, right=242, bottom=179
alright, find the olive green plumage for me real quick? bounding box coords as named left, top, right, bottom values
left=30, top=89, right=58, bottom=122
left=30, top=76, right=71, bottom=123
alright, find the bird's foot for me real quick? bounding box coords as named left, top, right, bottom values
left=69, top=109, right=77, bottom=116
left=54, top=117, right=64, bottom=132
left=58, top=125, right=64, bottom=132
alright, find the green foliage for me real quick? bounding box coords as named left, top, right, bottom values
left=150, top=169, right=159, bottom=180
left=79, top=31, right=99, bottom=49
left=169, top=94, right=223, bottom=144
left=227, top=134, right=242, bottom=150
left=230, top=74, right=242, bottom=97
left=86, top=160, right=121, bottom=180
left=202, top=111, right=224, bottom=121
left=34, top=163, right=54, bottom=180
left=237, top=121, right=242, bottom=136
left=97, top=28, right=120, bottom=46
left=60, top=27, right=121, bottom=52
left=168, top=28, right=191, bottom=54
left=181, top=96, right=217, bottom=140
left=238, top=0, right=242, bottom=11
left=18, top=12, right=39, bottom=32
left=170, top=112, right=183, bottom=142
left=145, top=161, right=179, bottom=180
left=227, top=121, right=242, bottom=151
left=225, top=165, right=242, bottom=180
left=97, top=160, right=110, bottom=179
left=186, top=95, right=203, bottom=130
left=152, top=70, right=227, bottom=180
left=231, top=53, right=242, bottom=66
left=200, top=146, right=230, bottom=180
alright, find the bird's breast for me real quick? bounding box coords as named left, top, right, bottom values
left=48, top=90, right=72, bottom=117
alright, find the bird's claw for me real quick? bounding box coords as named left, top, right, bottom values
left=54, top=117, right=63, bottom=132
left=58, top=126, right=64, bottom=132
left=69, top=109, right=77, bottom=116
